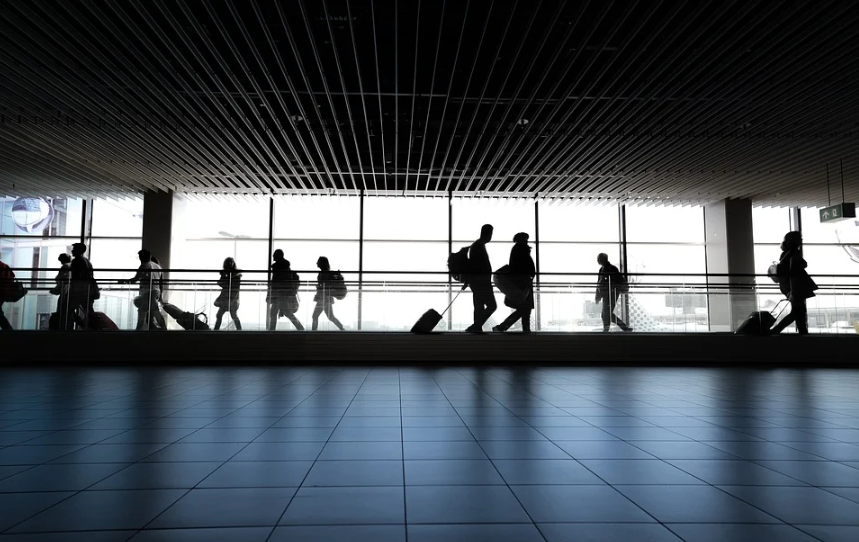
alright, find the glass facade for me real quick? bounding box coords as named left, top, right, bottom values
left=2, top=193, right=857, bottom=334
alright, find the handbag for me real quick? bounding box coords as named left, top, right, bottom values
left=4, top=281, right=27, bottom=302
left=766, top=262, right=780, bottom=283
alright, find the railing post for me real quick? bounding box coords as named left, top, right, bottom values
left=266, top=196, right=274, bottom=331
left=619, top=202, right=629, bottom=325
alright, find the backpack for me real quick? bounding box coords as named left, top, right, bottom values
left=329, top=271, right=347, bottom=300
left=287, top=271, right=300, bottom=296
left=615, top=271, right=630, bottom=293
left=448, top=247, right=471, bottom=282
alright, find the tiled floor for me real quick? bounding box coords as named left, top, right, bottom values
left=0, top=367, right=858, bottom=542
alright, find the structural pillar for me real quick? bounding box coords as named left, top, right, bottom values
left=704, top=198, right=756, bottom=332
left=141, top=190, right=174, bottom=271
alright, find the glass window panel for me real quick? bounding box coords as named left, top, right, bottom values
left=274, top=195, right=359, bottom=240
left=802, top=245, right=859, bottom=286
left=0, top=196, right=83, bottom=237
left=363, top=241, right=448, bottom=282
left=361, top=281, right=450, bottom=332
left=801, top=207, right=858, bottom=244
left=451, top=197, right=535, bottom=271
left=538, top=243, right=620, bottom=284
left=269, top=240, right=360, bottom=276
left=0, top=236, right=78, bottom=284
left=625, top=205, right=704, bottom=243
left=539, top=202, right=619, bottom=242
left=364, top=196, right=447, bottom=240
left=173, top=195, right=269, bottom=241
left=626, top=244, right=707, bottom=283
left=752, top=207, right=792, bottom=244
left=87, top=239, right=144, bottom=283
left=91, top=197, right=143, bottom=238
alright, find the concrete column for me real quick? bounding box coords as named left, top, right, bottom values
left=141, top=190, right=173, bottom=270
left=704, top=198, right=756, bottom=332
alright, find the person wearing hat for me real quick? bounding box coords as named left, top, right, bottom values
left=122, top=248, right=166, bottom=330
left=68, top=243, right=96, bottom=329
left=267, top=249, right=303, bottom=331
left=493, top=232, right=536, bottom=333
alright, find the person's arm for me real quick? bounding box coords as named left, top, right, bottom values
left=123, top=267, right=144, bottom=285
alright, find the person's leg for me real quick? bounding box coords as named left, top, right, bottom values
left=312, top=304, right=323, bottom=330
left=214, top=307, right=226, bottom=330
left=794, top=298, right=808, bottom=334
left=135, top=307, right=148, bottom=330
left=609, top=296, right=630, bottom=330
left=496, top=309, right=522, bottom=332
left=324, top=304, right=344, bottom=330
left=268, top=302, right=279, bottom=331
left=770, top=306, right=797, bottom=334
left=470, top=286, right=483, bottom=330
left=0, top=302, right=12, bottom=331
left=480, top=291, right=497, bottom=327
left=230, top=309, right=242, bottom=330
left=600, top=299, right=611, bottom=331
left=286, top=312, right=304, bottom=330
left=520, top=308, right=532, bottom=333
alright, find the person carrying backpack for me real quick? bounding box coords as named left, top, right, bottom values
left=312, top=256, right=344, bottom=331
left=493, top=232, right=536, bottom=333
left=596, top=253, right=632, bottom=333
left=770, top=231, right=818, bottom=335
left=465, top=224, right=497, bottom=333
left=267, top=249, right=304, bottom=331
left=213, top=257, right=242, bottom=331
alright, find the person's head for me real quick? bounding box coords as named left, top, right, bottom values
left=138, top=249, right=151, bottom=264
left=58, top=253, right=71, bottom=265
left=513, top=232, right=529, bottom=244
left=223, top=257, right=237, bottom=271
left=597, top=253, right=609, bottom=266
left=71, top=243, right=86, bottom=257
left=480, top=224, right=494, bottom=242
left=781, top=231, right=802, bottom=252
left=273, top=249, right=284, bottom=262
left=316, top=256, right=330, bottom=271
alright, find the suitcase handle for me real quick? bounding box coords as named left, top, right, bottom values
left=440, top=289, right=464, bottom=317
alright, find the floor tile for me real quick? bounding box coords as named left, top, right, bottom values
left=754, top=460, right=859, bottom=487
left=197, top=461, right=312, bottom=488
left=779, top=442, right=859, bottom=461
left=405, top=460, right=505, bottom=485
left=128, top=527, right=271, bottom=542
left=92, top=462, right=222, bottom=490
left=402, top=428, right=475, bottom=441
left=8, top=490, right=186, bottom=532
left=0, top=465, right=30, bottom=481
left=538, top=523, right=683, bottom=542
left=630, top=441, right=738, bottom=460
left=252, top=428, right=335, bottom=442
left=795, top=525, right=859, bottom=542
left=535, top=427, right=619, bottom=441
left=469, top=427, right=547, bottom=441
left=0, top=463, right=130, bottom=492
left=511, top=485, right=654, bottom=523
left=0, top=491, right=76, bottom=531
left=270, top=417, right=341, bottom=428
left=0, top=432, right=51, bottom=446
left=719, top=485, right=859, bottom=525
left=304, top=460, right=403, bottom=486
left=555, top=440, right=656, bottom=459
left=406, top=486, right=530, bottom=523
left=479, top=441, right=570, bottom=460
left=231, top=442, right=324, bottom=461
left=666, top=524, right=820, bottom=542
left=493, top=459, right=604, bottom=485
left=402, top=441, right=488, bottom=460
left=279, top=487, right=405, bottom=525
left=401, top=417, right=466, bottom=428
left=519, top=417, right=592, bottom=428
left=148, top=488, right=295, bottom=528
left=615, top=485, right=780, bottom=523
left=667, top=460, right=808, bottom=486
left=0, top=532, right=137, bottom=542
left=408, top=524, right=544, bottom=542
left=337, top=417, right=403, bottom=428
left=599, top=427, right=690, bottom=441
left=318, top=441, right=402, bottom=460
left=141, top=443, right=246, bottom=462
left=580, top=459, right=706, bottom=485
left=177, top=428, right=267, bottom=443
left=49, top=444, right=169, bottom=464
left=21, top=430, right=125, bottom=446
left=269, top=525, right=405, bottom=542
left=823, top=487, right=859, bottom=504
left=666, top=427, right=764, bottom=441
left=0, top=445, right=87, bottom=465
left=705, top=442, right=827, bottom=461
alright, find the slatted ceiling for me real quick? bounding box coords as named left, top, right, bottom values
left=1, top=2, right=858, bottom=206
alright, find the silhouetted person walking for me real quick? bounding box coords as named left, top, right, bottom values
left=494, top=232, right=535, bottom=333
left=0, top=258, right=14, bottom=331
left=268, top=249, right=303, bottom=331
left=123, top=249, right=167, bottom=331
left=69, top=243, right=97, bottom=330
left=214, top=257, right=242, bottom=330
left=51, top=253, right=73, bottom=330
left=596, top=253, right=631, bottom=332
left=312, top=256, right=344, bottom=331
left=466, top=224, right=497, bottom=333
left=771, top=231, right=817, bottom=335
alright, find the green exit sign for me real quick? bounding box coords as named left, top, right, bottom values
left=820, top=203, right=856, bottom=223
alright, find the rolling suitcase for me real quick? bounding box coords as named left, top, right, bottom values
left=411, top=289, right=463, bottom=333
left=735, top=300, right=789, bottom=336
left=89, top=311, right=119, bottom=331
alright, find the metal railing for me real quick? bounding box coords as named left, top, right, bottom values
left=2, top=267, right=858, bottom=334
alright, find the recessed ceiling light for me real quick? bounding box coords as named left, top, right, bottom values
left=517, top=118, right=529, bottom=125
left=290, top=115, right=304, bottom=122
